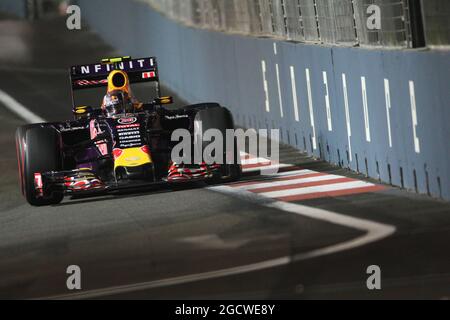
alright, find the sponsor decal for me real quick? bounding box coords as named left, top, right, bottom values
left=142, top=71, right=156, bottom=79
left=117, top=117, right=137, bottom=125
left=125, top=157, right=141, bottom=162
left=165, top=115, right=189, bottom=120
left=116, top=124, right=140, bottom=129
left=75, top=79, right=108, bottom=86
left=115, top=120, right=143, bottom=149
left=75, top=58, right=155, bottom=76
left=59, top=126, right=86, bottom=132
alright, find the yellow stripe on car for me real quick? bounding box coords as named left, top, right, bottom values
left=114, top=147, right=152, bottom=170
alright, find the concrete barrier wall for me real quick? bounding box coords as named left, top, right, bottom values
left=76, top=0, right=450, bottom=201
left=0, top=0, right=26, bottom=18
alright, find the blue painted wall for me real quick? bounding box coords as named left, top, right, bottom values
left=0, top=0, right=26, bottom=18
left=77, top=0, right=450, bottom=201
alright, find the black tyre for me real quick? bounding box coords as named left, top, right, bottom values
left=194, top=106, right=242, bottom=183
left=22, top=127, right=64, bottom=206
left=15, top=125, right=31, bottom=196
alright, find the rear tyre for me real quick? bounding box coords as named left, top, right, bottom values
left=194, top=106, right=242, bottom=184
left=23, top=127, right=64, bottom=206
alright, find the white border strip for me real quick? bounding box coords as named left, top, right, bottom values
left=361, top=77, right=371, bottom=142
left=275, top=63, right=284, bottom=118
left=342, top=73, right=352, bottom=162
left=0, top=89, right=45, bottom=124
left=323, top=71, right=333, bottom=131
left=260, top=180, right=375, bottom=198
left=306, top=68, right=317, bottom=150
left=409, top=81, right=421, bottom=154
left=384, top=79, right=393, bottom=148
left=290, top=66, right=300, bottom=122
left=234, top=174, right=344, bottom=191
left=261, top=60, right=270, bottom=113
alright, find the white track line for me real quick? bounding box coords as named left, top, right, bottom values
left=44, top=256, right=292, bottom=300
left=46, top=186, right=395, bottom=300
left=0, top=89, right=45, bottom=124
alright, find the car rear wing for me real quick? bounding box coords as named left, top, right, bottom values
left=70, top=56, right=160, bottom=91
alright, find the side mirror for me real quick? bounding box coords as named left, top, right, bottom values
left=73, top=106, right=93, bottom=119
left=154, top=96, right=174, bottom=105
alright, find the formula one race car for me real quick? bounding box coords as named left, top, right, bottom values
left=16, top=57, right=241, bottom=206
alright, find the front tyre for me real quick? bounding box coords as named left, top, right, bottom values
left=21, top=127, right=64, bottom=206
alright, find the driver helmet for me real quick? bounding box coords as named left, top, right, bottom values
left=102, top=90, right=134, bottom=117
left=102, top=70, right=136, bottom=117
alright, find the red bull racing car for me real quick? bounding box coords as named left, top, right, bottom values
left=15, top=57, right=241, bottom=206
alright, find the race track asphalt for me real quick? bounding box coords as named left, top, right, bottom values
left=0, top=15, right=450, bottom=300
